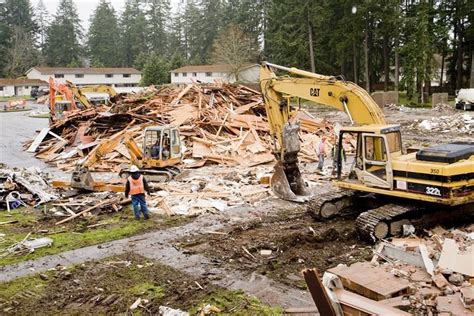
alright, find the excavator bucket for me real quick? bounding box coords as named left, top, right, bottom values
left=271, top=161, right=312, bottom=203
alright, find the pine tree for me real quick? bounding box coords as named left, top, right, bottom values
left=197, top=0, right=225, bottom=63
left=2, top=0, right=38, bottom=77
left=182, top=0, right=202, bottom=62
left=120, top=0, right=148, bottom=67
left=43, top=0, right=83, bottom=66
left=35, top=0, right=50, bottom=49
left=87, top=0, right=121, bottom=67
left=141, top=53, right=170, bottom=85
left=146, top=0, right=171, bottom=56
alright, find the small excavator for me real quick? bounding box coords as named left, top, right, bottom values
left=67, top=125, right=182, bottom=191
left=48, top=78, right=118, bottom=122
left=260, top=62, right=474, bottom=241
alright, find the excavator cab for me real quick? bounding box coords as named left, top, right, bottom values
left=142, top=126, right=182, bottom=162
left=53, top=100, right=73, bottom=119
left=337, top=124, right=401, bottom=190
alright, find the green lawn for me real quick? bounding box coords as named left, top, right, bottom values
left=0, top=207, right=187, bottom=267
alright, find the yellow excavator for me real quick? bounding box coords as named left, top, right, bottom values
left=260, top=62, right=474, bottom=241
left=67, top=81, right=117, bottom=108
left=67, top=125, right=182, bottom=191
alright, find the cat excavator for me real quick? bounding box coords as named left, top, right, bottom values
left=260, top=62, right=474, bottom=241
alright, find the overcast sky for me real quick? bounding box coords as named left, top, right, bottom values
left=42, top=0, right=179, bottom=31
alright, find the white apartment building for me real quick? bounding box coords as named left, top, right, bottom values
left=0, top=79, right=47, bottom=97
left=170, top=64, right=259, bottom=84
left=26, top=67, right=142, bottom=88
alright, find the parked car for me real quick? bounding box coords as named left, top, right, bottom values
left=455, top=88, right=474, bottom=111
left=30, top=87, right=49, bottom=99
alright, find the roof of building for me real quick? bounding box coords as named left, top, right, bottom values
left=0, top=79, right=48, bottom=86
left=28, top=67, right=141, bottom=75
left=171, top=64, right=258, bottom=73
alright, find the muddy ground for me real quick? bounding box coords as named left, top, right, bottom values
left=0, top=253, right=280, bottom=315
left=177, top=207, right=373, bottom=289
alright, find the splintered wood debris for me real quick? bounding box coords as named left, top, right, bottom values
left=24, top=83, right=353, bottom=172
left=331, top=224, right=474, bottom=315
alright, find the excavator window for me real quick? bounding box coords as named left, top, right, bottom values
left=385, top=131, right=402, bottom=153
left=364, top=136, right=387, bottom=162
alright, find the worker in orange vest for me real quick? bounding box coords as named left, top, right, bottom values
left=125, top=165, right=151, bottom=220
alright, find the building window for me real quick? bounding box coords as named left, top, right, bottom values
left=182, top=72, right=187, bottom=77
left=0, top=86, right=3, bottom=91
left=205, top=72, right=212, bottom=77
left=106, top=74, right=113, bottom=78
left=75, top=74, right=84, bottom=78
left=54, top=74, right=64, bottom=78
left=25, top=86, right=29, bottom=89
left=174, top=73, right=178, bottom=77
left=123, top=74, right=131, bottom=78
left=193, top=72, right=197, bottom=77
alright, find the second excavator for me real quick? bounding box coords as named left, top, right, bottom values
left=260, top=62, right=473, bottom=241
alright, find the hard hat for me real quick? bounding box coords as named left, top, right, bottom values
left=130, top=165, right=139, bottom=172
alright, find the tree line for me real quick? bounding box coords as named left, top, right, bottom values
left=0, top=0, right=472, bottom=101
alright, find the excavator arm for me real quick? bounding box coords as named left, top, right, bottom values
left=66, top=81, right=118, bottom=109
left=49, top=77, right=78, bottom=117
left=260, top=62, right=386, bottom=202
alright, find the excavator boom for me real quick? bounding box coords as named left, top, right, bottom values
left=260, top=62, right=385, bottom=202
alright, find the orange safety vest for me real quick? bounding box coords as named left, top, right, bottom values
left=128, top=175, right=145, bottom=195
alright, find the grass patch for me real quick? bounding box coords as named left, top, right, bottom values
left=0, top=271, right=52, bottom=300
left=190, top=289, right=283, bottom=315
left=0, top=206, right=187, bottom=267
left=398, top=92, right=431, bottom=108
left=129, top=282, right=165, bottom=299
left=0, top=254, right=282, bottom=315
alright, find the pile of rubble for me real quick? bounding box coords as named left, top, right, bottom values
left=0, top=165, right=58, bottom=209
left=326, top=225, right=474, bottom=315
left=432, top=103, right=456, bottom=113
left=414, top=113, right=473, bottom=134
left=25, top=83, right=350, bottom=172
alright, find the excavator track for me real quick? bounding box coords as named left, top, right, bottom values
left=308, top=188, right=356, bottom=220
left=355, top=204, right=416, bottom=242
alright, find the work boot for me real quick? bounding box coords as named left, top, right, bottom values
left=135, top=217, right=140, bottom=220
left=144, top=214, right=150, bottom=220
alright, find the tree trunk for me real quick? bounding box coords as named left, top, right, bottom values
left=470, top=50, right=474, bottom=88
left=456, top=38, right=463, bottom=90
left=353, top=37, right=357, bottom=83
left=395, top=49, right=399, bottom=92
left=383, top=35, right=390, bottom=91
left=440, top=52, right=445, bottom=88
left=364, top=30, right=369, bottom=92
left=308, top=20, right=315, bottom=73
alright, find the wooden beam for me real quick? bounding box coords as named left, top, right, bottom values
left=302, top=268, right=336, bottom=316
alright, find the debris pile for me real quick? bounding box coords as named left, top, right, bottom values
left=327, top=224, right=474, bottom=314
left=52, top=192, right=128, bottom=225
left=0, top=165, right=58, bottom=209
left=432, top=103, right=455, bottom=113
left=25, top=83, right=347, bottom=172
left=415, top=113, right=473, bottom=134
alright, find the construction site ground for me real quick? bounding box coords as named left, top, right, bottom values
left=0, top=101, right=472, bottom=314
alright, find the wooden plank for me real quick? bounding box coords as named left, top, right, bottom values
left=55, top=198, right=118, bottom=225
left=419, top=243, right=435, bottom=276
left=27, top=128, right=50, bottom=152
left=302, top=269, right=337, bottom=316
left=171, top=84, right=193, bottom=106
left=48, top=130, right=67, bottom=142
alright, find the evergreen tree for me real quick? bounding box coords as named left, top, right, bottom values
left=120, top=0, right=148, bottom=67
left=35, top=0, right=50, bottom=50
left=87, top=0, right=121, bottom=67
left=1, top=0, right=38, bottom=77
left=146, top=0, right=170, bottom=56
left=141, top=53, right=170, bottom=85
left=181, top=0, right=202, bottom=62
left=197, top=0, right=225, bottom=63
left=43, top=0, right=83, bottom=66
